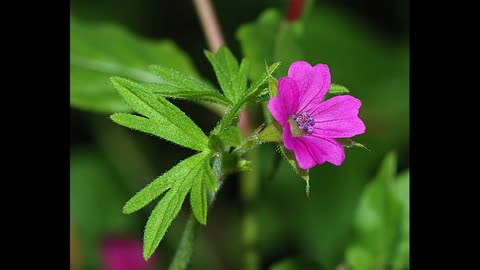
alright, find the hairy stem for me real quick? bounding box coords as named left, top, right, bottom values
left=241, top=148, right=260, bottom=270
left=191, top=1, right=261, bottom=269
left=168, top=180, right=223, bottom=270
left=168, top=214, right=200, bottom=270
left=192, top=0, right=225, bottom=52
left=168, top=2, right=227, bottom=270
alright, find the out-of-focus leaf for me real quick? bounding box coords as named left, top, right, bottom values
left=110, top=77, right=209, bottom=151
left=70, top=148, right=138, bottom=269
left=345, top=245, right=375, bottom=270
left=392, top=170, right=410, bottom=270
left=345, top=152, right=408, bottom=270
left=237, top=9, right=303, bottom=78
left=269, top=257, right=320, bottom=270
left=70, top=16, right=198, bottom=113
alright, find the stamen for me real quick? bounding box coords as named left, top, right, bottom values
left=291, top=113, right=315, bottom=133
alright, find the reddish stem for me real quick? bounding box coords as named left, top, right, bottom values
left=192, top=0, right=225, bottom=52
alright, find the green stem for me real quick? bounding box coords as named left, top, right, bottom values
left=241, top=136, right=260, bottom=270
left=168, top=214, right=201, bottom=270
left=212, top=93, right=250, bottom=135
left=168, top=180, right=223, bottom=270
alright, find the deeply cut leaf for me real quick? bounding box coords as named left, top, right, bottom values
left=190, top=180, right=207, bottom=224
left=110, top=77, right=208, bottom=151
left=189, top=159, right=216, bottom=225
left=143, top=152, right=214, bottom=260
left=147, top=65, right=232, bottom=106
left=236, top=58, right=251, bottom=98
left=143, top=178, right=193, bottom=260
left=204, top=46, right=244, bottom=103
left=122, top=153, right=210, bottom=214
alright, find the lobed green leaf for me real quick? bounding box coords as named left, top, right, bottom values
left=142, top=152, right=213, bottom=260
left=204, top=46, right=252, bottom=104
left=234, top=58, right=251, bottom=99
left=205, top=48, right=236, bottom=102
left=147, top=65, right=232, bottom=106
left=122, top=153, right=210, bottom=214
left=190, top=155, right=217, bottom=225
left=143, top=178, right=193, bottom=260
left=110, top=77, right=208, bottom=150
left=141, top=82, right=231, bottom=106
left=190, top=176, right=208, bottom=225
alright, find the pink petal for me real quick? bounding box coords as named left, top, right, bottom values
left=301, top=135, right=346, bottom=166
left=283, top=127, right=316, bottom=169
left=310, top=95, right=365, bottom=138
left=288, top=61, right=331, bottom=113
left=267, top=77, right=300, bottom=125
left=284, top=126, right=346, bottom=169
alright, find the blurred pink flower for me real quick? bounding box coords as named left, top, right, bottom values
left=268, top=61, right=365, bottom=169
left=102, top=237, right=157, bottom=270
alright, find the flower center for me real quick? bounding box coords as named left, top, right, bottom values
left=288, top=113, right=315, bottom=137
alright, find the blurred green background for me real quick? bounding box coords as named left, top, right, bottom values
left=70, top=0, right=409, bottom=269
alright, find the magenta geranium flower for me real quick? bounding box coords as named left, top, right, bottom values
left=268, top=61, right=365, bottom=170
